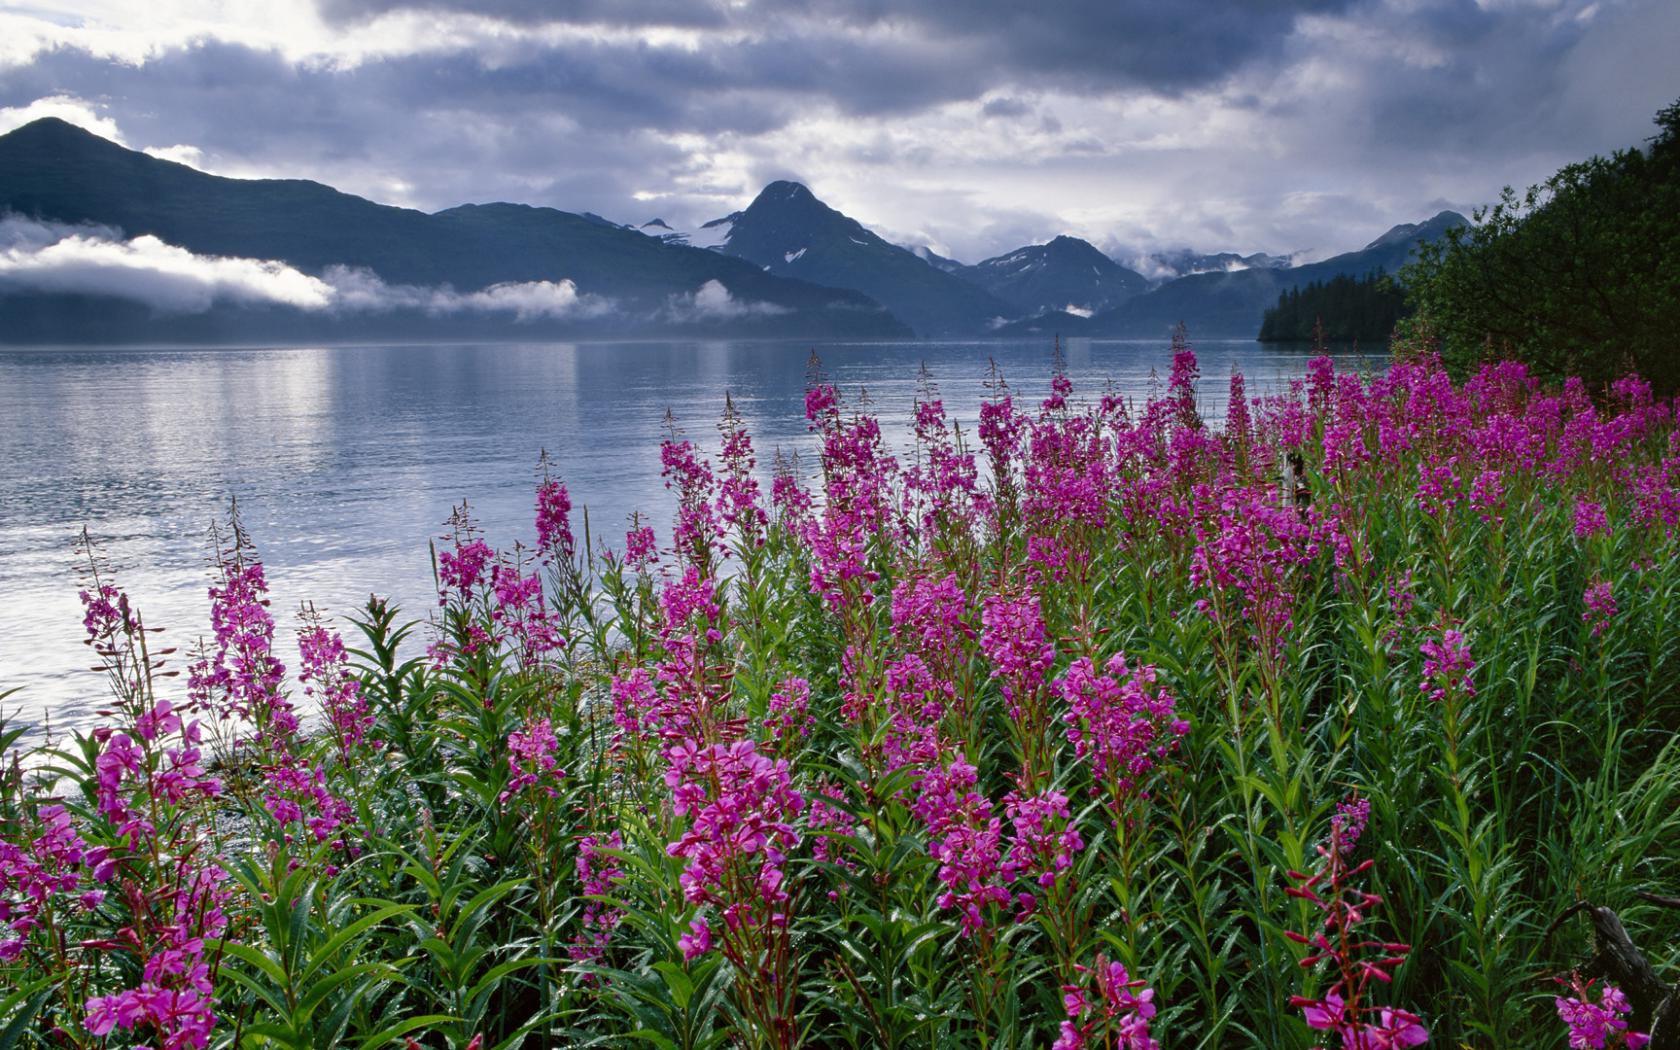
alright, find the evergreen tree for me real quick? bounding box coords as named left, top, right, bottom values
left=1402, top=98, right=1680, bottom=393
left=1257, top=271, right=1409, bottom=342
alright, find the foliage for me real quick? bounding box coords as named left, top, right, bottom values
left=4, top=345, right=1680, bottom=1048
left=1257, top=271, right=1409, bottom=344
left=1402, top=98, right=1680, bottom=394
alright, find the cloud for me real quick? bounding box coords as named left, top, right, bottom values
left=312, top=0, right=1358, bottom=97
left=324, top=264, right=615, bottom=318
left=143, top=143, right=207, bottom=167
left=663, top=279, right=788, bottom=322
left=0, top=94, right=126, bottom=141
left=0, top=216, right=337, bottom=311
left=980, top=96, right=1032, bottom=120
left=447, top=278, right=612, bottom=320
left=316, top=0, right=730, bottom=29
left=0, top=216, right=615, bottom=318
left=1, top=0, right=1677, bottom=262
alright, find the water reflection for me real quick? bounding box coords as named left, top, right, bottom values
left=0, top=338, right=1377, bottom=731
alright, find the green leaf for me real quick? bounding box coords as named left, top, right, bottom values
left=356, top=1013, right=461, bottom=1050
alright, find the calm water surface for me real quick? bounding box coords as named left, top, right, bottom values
left=0, top=338, right=1376, bottom=732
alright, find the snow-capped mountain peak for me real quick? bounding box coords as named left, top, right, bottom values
left=636, top=212, right=739, bottom=251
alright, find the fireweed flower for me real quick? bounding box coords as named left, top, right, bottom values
left=717, top=397, right=768, bottom=548
left=664, top=739, right=804, bottom=948
left=1189, top=487, right=1323, bottom=659
left=80, top=581, right=138, bottom=640
left=1331, top=797, right=1371, bottom=856
left=1583, top=580, right=1618, bottom=638
left=610, top=666, right=658, bottom=745
left=264, top=759, right=357, bottom=848
left=765, top=676, right=814, bottom=744
left=874, top=652, right=949, bottom=771
left=978, top=395, right=1025, bottom=473
left=1285, top=799, right=1425, bottom=1050
left=535, top=476, right=575, bottom=561
left=1630, top=456, right=1680, bottom=536
left=64, top=571, right=239, bottom=1050
left=678, top=915, right=713, bottom=962
left=911, top=758, right=1010, bottom=936
left=805, top=781, right=861, bottom=895
left=297, top=619, right=374, bottom=758
left=1574, top=498, right=1610, bottom=540
left=661, top=431, right=722, bottom=569
left=660, top=564, right=723, bottom=636
left=438, top=538, right=495, bottom=602
left=0, top=805, right=99, bottom=962
left=1419, top=628, right=1476, bottom=703
left=502, top=718, right=566, bottom=801
left=1468, top=468, right=1507, bottom=525
left=1022, top=402, right=1114, bottom=584
left=571, top=832, right=625, bottom=966
left=81, top=862, right=231, bottom=1050
left=1054, top=954, right=1161, bottom=1050
left=652, top=568, right=730, bottom=741
left=890, top=573, right=973, bottom=675
left=979, top=592, right=1055, bottom=721
left=489, top=564, right=566, bottom=662
left=770, top=468, right=815, bottom=533
left=904, top=392, right=983, bottom=536
left=197, top=553, right=293, bottom=738
left=806, top=411, right=898, bottom=611
left=1554, top=973, right=1650, bottom=1049
left=1057, top=653, right=1187, bottom=819
left=1415, top=459, right=1463, bottom=518
left=194, top=532, right=359, bottom=853
left=1226, top=371, right=1252, bottom=449
left=1169, top=339, right=1201, bottom=428
left=804, top=383, right=838, bottom=424
left=1043, top=370, right=1074, bottom=412
left=1000, top=789, right=1084, bottom=891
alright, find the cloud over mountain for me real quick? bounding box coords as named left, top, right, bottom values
left=0, top=216, right=616, bottom=318
left=663, top=279, right=790, bottom=323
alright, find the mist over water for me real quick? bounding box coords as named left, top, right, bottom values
left=0, top=338, right=1376, bottom=733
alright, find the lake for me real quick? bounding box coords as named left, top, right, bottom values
left=0, top=338, right=1375, bottom=733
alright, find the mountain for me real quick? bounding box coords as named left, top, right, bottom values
left=713, top=181, right=1013, bottom=337
left=0, top=118, right=910, bottom=341
left=957, top=235, right=1148, bottom=318
left=907, top=244, right=967, bottom=274
left=1141, top=249, right=1295, bottom=282
left=1079, top=211, right=1467, bottom=338
left=0, top=118, right=1473, bottom=345
left=638, top=215, right=737, bottom=250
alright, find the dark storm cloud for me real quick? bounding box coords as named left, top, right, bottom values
left=1261, top=0, right=1680, bottom=171
left=315, top=0, right=1359, bottom=96
left=0, top=38, right=710, bottom=223
left=1323, top=2, right=1587, bottom=154
left=315, top=0, right=735, bottom=28
left=980, top=97, right=1032, bottom=120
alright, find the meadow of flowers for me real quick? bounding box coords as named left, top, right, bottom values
left=3, top=340, right=1679, bottom=1049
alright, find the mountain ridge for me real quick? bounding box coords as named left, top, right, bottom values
left=956, top=235, right=1149, bottom=319
left=710, top=180, right=1015, bottom=337
left=0, top=118, right=911, bottom=340
left=998, top=210, right=1467, bottom=339
left=0, top=117, right=1467, bottom=343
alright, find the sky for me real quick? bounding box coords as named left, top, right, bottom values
left=1, top=0, right=1678, bottom=266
